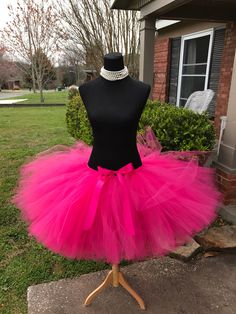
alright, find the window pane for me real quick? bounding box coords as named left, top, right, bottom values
left=178, top=33, right=211, bottom=107
left=182, top=64, right=207, bottom=75
left=180, top=76, right=205, bottom=99
left=183, top=35, right=210, bottom=65
left=179, top=98, right=187, bottom=107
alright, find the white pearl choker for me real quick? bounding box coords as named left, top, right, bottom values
left=100, top=66, right=129, bottom=81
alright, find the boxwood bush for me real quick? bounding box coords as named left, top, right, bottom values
left=66, top=95, right=93, bottom=145
left=66, top=95, right=216, bottom=151
left=138, top=99, right=216, bottom=151
left=68, top=87, right=80, bottom=100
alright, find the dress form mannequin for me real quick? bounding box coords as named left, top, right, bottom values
left=79, top=53, right=150, bottom=310
left=12, top=51, right=222, bottom=311
left=79, top=52, right=151, bottom=171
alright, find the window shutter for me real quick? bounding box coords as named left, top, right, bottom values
left=168, top=37, right=181, bottom=105
left=208, top=27, right=226, bottom=117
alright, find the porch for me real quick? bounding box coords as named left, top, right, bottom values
left=112, top=0, right=236, bottom=210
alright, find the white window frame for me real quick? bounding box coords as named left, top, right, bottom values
left=176, top=28, right=214, bottom=107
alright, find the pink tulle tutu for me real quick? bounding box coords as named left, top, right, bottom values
left=12, top=127, right=222, bottom=264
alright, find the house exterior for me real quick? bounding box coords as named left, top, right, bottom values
left=153, top=21, right=226, bottom=117
left=7, top=78, right=21, bottom=90
left=112, top=1, right=236, bottom=213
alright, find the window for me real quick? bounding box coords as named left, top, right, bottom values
left=177, top=29, right=214, bottom=107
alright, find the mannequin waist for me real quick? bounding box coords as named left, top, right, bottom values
left=87, top=144, right=142, bottom=171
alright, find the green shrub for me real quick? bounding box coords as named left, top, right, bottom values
left=66, top=96, right=216, bottom=151
left=138, top=100, right=216, bottom=151
left=65, top=95, right=93, bottom=145
left=67, top=87, right=80, bottom=100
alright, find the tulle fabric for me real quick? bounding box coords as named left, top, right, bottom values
left=12, top=127, right=222, bottom=264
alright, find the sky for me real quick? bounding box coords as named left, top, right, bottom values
left=0, top=0, right=13, bottom=29
left=0, top=0, right=113, bottom=30
left=0, top=0, right=63, bottom=65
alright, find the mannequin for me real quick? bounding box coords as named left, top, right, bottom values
left=79, top=52, right=151, bottom=171
left=79, top=52, right=149, bottom=309
left=11, top=52, right=222, bottom=311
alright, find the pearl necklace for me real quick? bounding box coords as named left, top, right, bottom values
left=100, top=66, right=129, bottom=81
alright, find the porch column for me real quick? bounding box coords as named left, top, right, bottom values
left=139, top=17, right=156, bottom=96
left=217, top=49, right=236, bottom=173
left=215, top=48, right=236, bottom=221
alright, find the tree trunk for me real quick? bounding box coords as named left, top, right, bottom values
left=40, top=88, right=44, bottom=103
left=38, top=81, right=44, bottom=103
left=32, top=69, right=36, bottom=93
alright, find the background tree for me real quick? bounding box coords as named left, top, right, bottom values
left=24, top=49, right=56, bottom=91
left=0, top=46, right=21, bottom=89
left=1, top=0, right=62, bottom=102
left=57, top=46, right=86, bottom=86
left=33, top=48, right=56, bottom=91
left=56, top=0, right=140, bottom=78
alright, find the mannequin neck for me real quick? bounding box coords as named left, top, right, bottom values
left=104, top=52, right=124, bottom=71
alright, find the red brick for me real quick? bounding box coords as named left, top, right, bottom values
left=152, top=37, right=170, bottom=102
left=224, top=199, right=236, bottom=205
left=216, top=167, right=236, bottom=205
left=217, top=169, right=236, bottom=180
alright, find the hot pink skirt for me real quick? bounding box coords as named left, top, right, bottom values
left=12, top=128, right=222, bottom=264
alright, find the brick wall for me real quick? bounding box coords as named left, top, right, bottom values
left=152, top=23, right=236, bottom=207
left=214, top=22, right=236, bottom=136
left=216, top=168, right=236, bottom=205
left=152, top=37, right=170, bottom=101
left=152, top=23, right=236, bottom=136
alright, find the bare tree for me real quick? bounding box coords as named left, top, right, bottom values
left=0, top=46, right=20, bottom=89
left=55, top=0, right=140, bottom=78
left=1, top=0, right=62, bottom=102
left=59, top=45, right=85, bottom=85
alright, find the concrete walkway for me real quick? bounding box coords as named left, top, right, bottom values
left=0, top=90, right=31, bottom=99
left=0, top=89, right=56, bottom=99
left=0, top=99, right=27, bottom=104
left=28, top=253, right=236, bottom=314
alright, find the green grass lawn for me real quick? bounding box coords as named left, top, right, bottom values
left=0, top=105, right=228, bottom=313
left=1, top=90, right=68, bottom=104
left=0, top=107, right=109, bottom=314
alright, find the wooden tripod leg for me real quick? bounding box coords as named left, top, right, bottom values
left=112, top=264, right=119, bottom=287
left=83, top=264, right=146, bottom=310
left=118, top=271, right=146, bottom=310
left=84, top=270, right=113, bottom=306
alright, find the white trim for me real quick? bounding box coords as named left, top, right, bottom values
left=183, top=62, right=207, bottom=66
left=176, top=28, right=214, bottom=107
left=155, top=19, right=180, bottom=30
left=182, top=74, right=206, bottom=77
left=205, top=29, right=214, bottom=90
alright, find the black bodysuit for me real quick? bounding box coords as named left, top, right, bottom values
left=79, top=75, right=151, bottom=171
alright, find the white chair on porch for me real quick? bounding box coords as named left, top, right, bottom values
left=184, top=89, right=227, bottom=165
left=184, top=89, right=215, bottom=114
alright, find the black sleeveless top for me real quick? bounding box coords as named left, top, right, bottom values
left=79, top=76, right=151, bottom=171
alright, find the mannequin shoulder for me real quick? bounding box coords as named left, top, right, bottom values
left=132, top=78, right=151, bottom=93
left=130, top=77, right=151, bottom=97
left=79, top=77, right=101, bottom=97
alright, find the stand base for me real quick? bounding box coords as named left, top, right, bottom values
left=84, top=264, right=145, bottom=310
